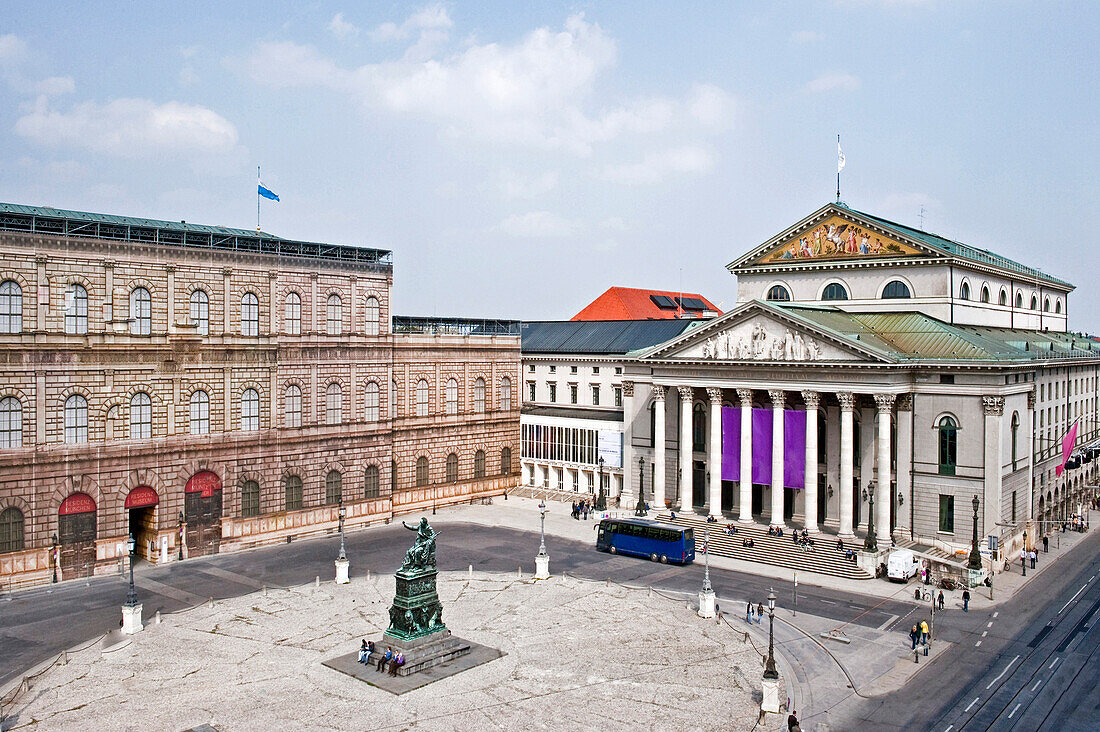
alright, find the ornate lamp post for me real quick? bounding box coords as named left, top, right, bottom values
left=698, top=526, right=716, bottom=617
left=764, top=588, right=778, bottom=679
left=125, top=533, right=138, bottom=608
left=120, top=533, right=143, bottom=634
left=595, top=457, right=607, bottom=511
left=177, top=511, right=184, bottom=561
left=51, top=533, right=58, bottom=584
left=968, top=495, right=982, bottom=571
left=535, top=500, right=550, bottom=579
left=334, top=500, right=350, bottom=584
left=635, top=456, right=648, bottom=517
left=864, top=484, right=878, bottom=553
left=337, top=501, right=347, bottom=561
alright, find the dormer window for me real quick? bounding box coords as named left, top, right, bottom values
left=960, top=282, right=970, bottom=300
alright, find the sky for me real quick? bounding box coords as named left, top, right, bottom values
left=2, top=1, right=1098, bottom=328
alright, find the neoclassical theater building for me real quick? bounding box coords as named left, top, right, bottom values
left=0, top=203, right=520, bottom=587
left=619, top=202, right=1099, bottom=565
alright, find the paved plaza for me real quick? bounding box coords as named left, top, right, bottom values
left=2, top=571, right=767, bottom=731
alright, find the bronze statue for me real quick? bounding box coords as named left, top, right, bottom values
left=400, top=517, right=438, bottom=572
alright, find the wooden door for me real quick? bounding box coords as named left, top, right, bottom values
left=59, top=510, right=96, bottom=578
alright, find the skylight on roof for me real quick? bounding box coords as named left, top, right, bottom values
left=650, top=294, right=677, bottom=309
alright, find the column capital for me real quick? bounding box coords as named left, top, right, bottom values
left=874, top=393, right=896, bottom=414
left=164, top=264, right=177, bottom=273
left=837, top=391, right=855, bottom=411
left=622, top=380, right=634, bottom=398
left=706, top=387, right=723, bottom=404
left=768, top=389, right=785, bottom=409
left=982, top=395, right=1005, bottom=416
left=736, top=388, right=753, bottom=406
left=268, top=271, right=279, bottom=280
left=677, top=386, right=694, bottom=401
left=651, top=385, right=666, bottom=403
left=801, top=390, right=821, bottom=410
left=221, top=267, right=233, bottom=278
left=1026, top=389, right=1036, bottom=410
left=896, top=393, right=914, bottom=412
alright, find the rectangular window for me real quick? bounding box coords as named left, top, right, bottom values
left=528, top=364, right=535, bottom=372
left=592, top=367, right=600, bottom=374
left=614, top=386, right=622, bottom=407
left=1012, top=490, right=1017, bottom=523
left=528, top=381, right=536, bottom=401
left=570, top=365, right=578, bottom=374
left=591, top=385, right=600, bottom=406
left=938, top=495, right=954, bottom=533
left=549, top=365, right=556, bottom=374
left=615, top=367, right=622, bottom=375
left=939, top=375, right=954, bottom=384
left=569, top=384, right=578, bottom=404
left=549, top=383, right=557, bottom=403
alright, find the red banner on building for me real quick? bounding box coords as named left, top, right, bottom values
left=124, top=486, right=159, bottom=508
left=185, top=471, right=222, bottom=497
left=59, top=492, right=96, bottom=515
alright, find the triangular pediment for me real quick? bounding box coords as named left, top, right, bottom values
left=732, top=204, right=942, bottom=270
left=639, top=302, right=890, bottom=363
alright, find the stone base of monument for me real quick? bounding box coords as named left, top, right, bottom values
left=379, top=628, right=471, bottom=676
left=322, top=637, right=504, bottom=695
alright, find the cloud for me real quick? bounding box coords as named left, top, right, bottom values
left=0, top=33, right=27, bottom=65
left=368, top=5, right=452, bottom=41
left=35, top=76, right=74, bottom=96
left=803, top=72, right=861, bottom=93
left=15, top=97, right=240, bottom=159
left=598, top=216, right=628, bottom=231
left=328, top=12, right=359, bottom=40
left=687, top=83, right=736, bottom=128
left=496, top=169, right=559, bottom=200
left=16, top=156, right=86, bottom=183
left=493, top=210, right=577, bottom=238
left=598, top=146, right=714, bottom=185
left=790, top=30, right=822, bottom=44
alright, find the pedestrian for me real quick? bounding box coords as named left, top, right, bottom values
left=1030, top=550, right=1036, bottom=569
left=389, top=651, right=404, bottom=676
left=837, top=538, right=844, bottom=552
left=746, top=602, right=753, bottom=623
left=962, top=588, right=971, bottom=612
left=377, top=646, right=392, bottom=672
left=358, top=639, right=369, bottom=664
left=787, top=711, right=801, bottom=732
left=756, top=602, right=764, bottom=623
left=938, top=591, right=945, bottom=611
left=367, top=639, right=375, bottom=657
left=920, top=620, right=930, bottom=645
left=909, top=624, right=919, bottom=650
left=1043, top=535, right=1049, bottom=552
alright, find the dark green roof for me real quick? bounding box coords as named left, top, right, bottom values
left=0, top=202, right=392, bottom=268
left=522, top=319, right=701, bottom=355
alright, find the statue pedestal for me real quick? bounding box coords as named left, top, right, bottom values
left=121, top=603, right=143, bottom=635
left=335, top=557, right=350, bottom=584
left=761, top=676, right=781, bottom=714
left=534, top=552, right=550, bottom=580
left=380, top=563, right=470, bottom=676
left=698, top=588, right=716, bottom=618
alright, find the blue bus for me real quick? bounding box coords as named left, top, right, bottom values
left=595, top=518, right=695, bottom=564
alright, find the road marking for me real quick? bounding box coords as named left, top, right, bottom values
left=993, top=611, right=999, bottom=618
left=964, top=697, right=980, bottom=712
left=975, top=640, right=982, bottom=646
left=943, top=726, right=953, bottom=732
left=987, top=621, right=994, bottom=628
left=981, top=631, right=988, bottom=637
left=820, top=599, right=836, bottom=605
left=1031, top=679, right=1043, bottom=692
left=1008, top=703, right=1021, bottom=719
left=138, top=576, right=208, bottom=605
left=877, top=613, right=899, bottom=630
left=195, top=565, right=265, bottom=590
left=986, top=655, right=1020, bottom=689
left=1058, top=585, right=1087, bottom=614
left=1049, top=658, right=1061, bottom=670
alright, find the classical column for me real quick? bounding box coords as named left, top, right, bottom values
left=652, top=386, right=666, bottom=510
left=678, top=386, right=694, bottom=509
left=769, top=390, right=786, bottom=528
left=166, top=265, right=176, bottom=334
left=874, top=393, right=896, bottom=544
left=895, top=394, right=914, bottom=540
left=707, top=387, right=723, bottom=518
left=838, top=392, right=856, bottom=538
left=983, top=396, right=1006, bottom=538
left=738, top=388, right=753, bottom=523
left=802, top=391, right=820, bottom=533
left=621, top=381, right=635, bottom=506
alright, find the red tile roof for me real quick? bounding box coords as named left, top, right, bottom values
left=571, top=287, right=722, bottom=321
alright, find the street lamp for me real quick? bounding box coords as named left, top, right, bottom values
left=968, top=495, right=982, bottom=571
left=125, top=533, right=138, bottom=608
left=863, top=484, right=878, bottom=553
left=538, top=501, right=548, bottom=557
left=635, top=457, right=648, bottom=517
left=763, top=588, right=778, bottom=680
left=177, top=511, right=184, bottom=561
left=337, top=500, right=347, bottom=562
left=51, top=533, right=58, bottom=584
left=595, top=457, right=607, bottom=511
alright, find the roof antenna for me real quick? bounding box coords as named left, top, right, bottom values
left=836, top=134, right=845, bottom=203
left=918, top=205, right=926, bottom=231
left=678, top=267, right=683, bottom=319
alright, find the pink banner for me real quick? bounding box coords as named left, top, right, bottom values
left=1056, top=421, right=1078, bottom=476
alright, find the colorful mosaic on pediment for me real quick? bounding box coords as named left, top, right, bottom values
left=759, top=215, right=924, bottom=264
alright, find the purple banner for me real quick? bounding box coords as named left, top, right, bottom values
left=752, top=408, right=772, bottom=485
left=784, top=410, right=807, bottom=489
left=721, top=406, right=740, bottom=482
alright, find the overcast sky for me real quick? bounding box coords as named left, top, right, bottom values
left=2, top=2, right=1097, bottom=328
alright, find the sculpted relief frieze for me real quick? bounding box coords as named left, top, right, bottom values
left=672, top=317, right=856, bottom=363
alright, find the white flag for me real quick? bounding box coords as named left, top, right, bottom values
left=837, top=142, right=846, bottom=173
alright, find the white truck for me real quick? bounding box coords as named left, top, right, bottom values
left=886, top=549, right=920, bottom=582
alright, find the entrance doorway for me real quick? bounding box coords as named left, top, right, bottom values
left=692, top=460, right=706, bottom=508
left=125, top=486, right=159, bottom=561
left=184, top=471, right=223, bottom=558
left=721, top=480, right=734, bottom=513
left=889, top=481, right=897, bottom=532
left=852, top=481, right=861, bottom=528
left=58, top=493, right=96, bottom=579
left=817, top=474, right=827, bottom=522
left=784, top=487, right=795, bottom=522
left=751, top=484, right=763, bottom=517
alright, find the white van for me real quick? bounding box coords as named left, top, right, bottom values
left=886, top=550, right=920, bottom=582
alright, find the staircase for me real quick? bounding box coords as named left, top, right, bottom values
left=660, top=513, right=874, bottom=580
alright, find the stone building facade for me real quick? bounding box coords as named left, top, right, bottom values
left=0, top=204, right=520, bottom=587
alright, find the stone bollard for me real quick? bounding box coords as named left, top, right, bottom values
left=262, top=585, right=267, bottom=597
left=61, top=651, right=68, bottom=665
left=366, top=569, right=371, bottom=580
left=155, top=610, right=161, bottom=624
left=517, top=566, right=522, bottom=578
left=208, top=597, right=214, bottom=608
left=468, top=564, right=473, bottom=580
left=315, top=575, right=320, bottom=588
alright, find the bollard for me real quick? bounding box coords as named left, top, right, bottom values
left=468, top=564, right=473, bottom=579
left=315, top=575, right=320, bottom=588
left=914, top=648, right=919, bottom=663
left=606, top=577, right=610, bottom=587
left=517, top=566, right=522, bottom=578
left=648, top=586, right=652, bottom=597
left=61, top=650, right=68, bottom=665
left=208, top=597, right=214, bottom=608
left=262, top=585, right=267, bottom=597
left=155, top=610, right=161, bottom=624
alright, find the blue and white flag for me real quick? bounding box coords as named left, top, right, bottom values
left=258, top=182, right=280, bottom=202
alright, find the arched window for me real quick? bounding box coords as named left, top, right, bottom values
left=130, top=392, right=151, bottom=439
left=500, top=447, right=512, bottom=475
left=821, top=283, right=848, bottom=301
left=500, top=377, right=512, bottom=411
left=0, top=280, right=22, bottom=333
left=105, top=405, right=120, bottom=440
left=241, top=388, right=259, bottom=431
left=1011, top=412, right=1020, bottom=469
left=364, top=465, right=379, bottom=498
left=326, top=294, right=342, bottom=335
left=692, top=403, right=706, bottom=452
left=241, top=480, right=260, bottom=518
left=1055, top=299, right=1062, bottom=314
left=0, top=507, right=24, bottom=552
left=241, top=292, right=259, bottom=336
left=446, top=378, right=458, bottom=415
left=446, top=452, right=459, bottom=483
left=882, top=280, right=911, bottom=299
left=937, top=416, right=957, bottom=476
left=65, top=283, right=88, bottom=334
left=1044, top=297, right=1051, bottom=312
left=64, top=394, right=88, bottom=444
left=960, top=282, right=970, bottom=300
left=326, top=382, right=342, bottom=425
left=473, top=377, right=486, bottom=413
left=364, top=296, right=380, bottom=336
left=284, top=474, right=303, bottom=511
left=190, top=390, right=210, bottom=434
left=1014, top=292, right=1023, bottom=309
left=416, top=456, right=429, bottom=486
left=130, top=287, right=151, bottom=335
left=364, top=381, right=379, bottom=422
left=190, top=289, right=209, bottom=335
left=474, top=450, right=486, bottom=478
left=1030, top=295, right=1038, bottom=310
left=766, top=285, right=790, bottom=301
left=999, top=288, right=1008, bottom=306
left=285, top=385, right=302, bottom=428
left=416, top=379, right=429, bottom=417
left=284, top=292, right=301, bottom=334
left=325, top=470, right=342, bottom=505
left=980, top=285, right=990, bottom=303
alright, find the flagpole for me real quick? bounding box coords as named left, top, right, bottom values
left=836, top=134, right=841, bottom=202
left=257, top=165, right=261, bottom=233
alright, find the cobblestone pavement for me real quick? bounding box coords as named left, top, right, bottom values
left=2, top=572, right=766, bottom=731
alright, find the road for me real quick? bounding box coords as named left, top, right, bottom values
left=0, top=519, right=912, bottom=689
left=844, top=525, right=1100, bottom=731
